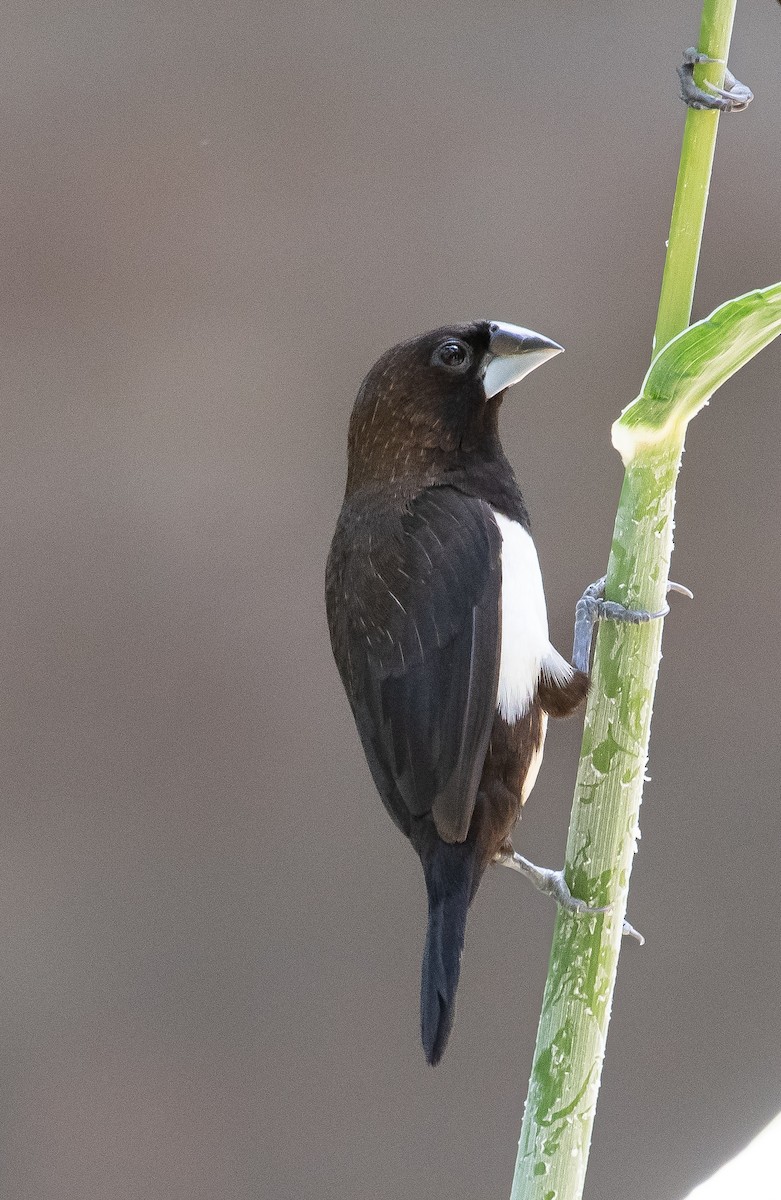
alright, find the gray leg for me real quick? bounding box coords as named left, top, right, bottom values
left=499, top=852, right=645, bottom=943
left=678, top=48, right=753, bottom=112
left=500, top=850, right=609, bottom=915
left=573, top=577, right=693, bottom=675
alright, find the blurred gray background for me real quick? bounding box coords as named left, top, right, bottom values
left=2, top=1, right=779, bottom=1197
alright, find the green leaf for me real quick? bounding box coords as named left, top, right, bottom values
left=612, top=281, right=781, bottom=462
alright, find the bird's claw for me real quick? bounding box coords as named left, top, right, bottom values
left=678, top=48, right=753, bottom=112
left=572, top=576, right=691, bottom=673
left=500, top=853, right=646, bottom=943
left=544, top=868, right=610, bottom=916
left=503, top=853, right=610, bottom=917
left=622, top=918, right=645, bottom=946
left=667, top=580, right=695, bottom=601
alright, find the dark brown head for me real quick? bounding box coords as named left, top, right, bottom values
left=345, top=320, right=563, bottom=494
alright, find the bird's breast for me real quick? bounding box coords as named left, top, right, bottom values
left=491, top=510, right=551, bottom=724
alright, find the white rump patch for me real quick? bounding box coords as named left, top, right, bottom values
left=492, top=510, right=572, bottom=722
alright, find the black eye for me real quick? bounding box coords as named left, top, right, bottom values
left=432, top=339, right=471, bottom=371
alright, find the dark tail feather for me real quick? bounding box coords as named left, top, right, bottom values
left=420, top=840, right=477, bottom=1066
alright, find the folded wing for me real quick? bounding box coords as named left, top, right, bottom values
left=327, top=486, right=503, bottom=843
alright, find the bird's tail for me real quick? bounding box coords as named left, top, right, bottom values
left=419, top=839, right=478, bottom=1066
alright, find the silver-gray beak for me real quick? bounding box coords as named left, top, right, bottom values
left=481, top=320, right=563, bottom=399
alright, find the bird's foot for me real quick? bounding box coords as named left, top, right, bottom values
left=499, top=853, right=644, bottom=942
left=572, top=577, right=692, bottom=674
left=501, top=852, right=608, bottom=915
left=678, top=48, right=753, bottom=112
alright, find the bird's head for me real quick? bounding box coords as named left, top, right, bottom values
left=345, top=321, right=562, bottom=493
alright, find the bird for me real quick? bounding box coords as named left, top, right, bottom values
left=325, top=320, right=592, bottom=1066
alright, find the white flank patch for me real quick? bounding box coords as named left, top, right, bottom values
left=521, top=712, right=548, bottom=805
left=492, top=510, right=573, bottom=722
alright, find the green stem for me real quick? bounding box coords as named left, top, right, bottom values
left=510, top=443, right=683, bottom=1200
left=654, top=0, right=738, bottom=351
left=509, top=3, right=739, bottom=1198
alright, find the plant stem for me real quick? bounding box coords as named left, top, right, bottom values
left=654, top=0, right=739, bottom=351
left=509, top=4, right=739, bottom=1198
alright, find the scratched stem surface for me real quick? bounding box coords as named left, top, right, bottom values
left=511, top=444, right=681, bottom=1200
left=509, top=1, right=740, bottom=1197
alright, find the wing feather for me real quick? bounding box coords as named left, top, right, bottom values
left=327, top=486, right=502, bottom=843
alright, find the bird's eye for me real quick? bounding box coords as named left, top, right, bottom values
left=431, top=340, right=471, bottom=371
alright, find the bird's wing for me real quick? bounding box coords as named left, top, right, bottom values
left=336, top=486, right=502, bottom=843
